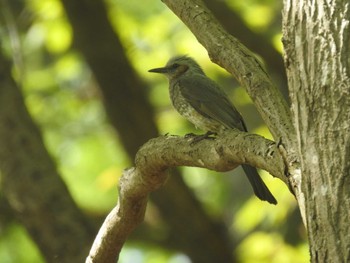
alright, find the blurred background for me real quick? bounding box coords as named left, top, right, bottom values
left=0, top=0, right=308, bottom=262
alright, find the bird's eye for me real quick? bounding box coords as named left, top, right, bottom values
left=172, top=63, right=180, bottom=68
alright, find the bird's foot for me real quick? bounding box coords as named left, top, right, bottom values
left=184, top=132, right=197, bottom=139
left=186, top=131, right=217, bottom=145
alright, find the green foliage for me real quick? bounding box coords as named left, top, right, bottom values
left=227, top=0, right=282, bottom=30
left=0, top=224, right=44, bottom=263
left=237, top=232, right=309, bottom=263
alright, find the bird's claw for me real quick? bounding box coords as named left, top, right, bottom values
left=186, top=131, right=217, bottom=145
left=184, top=132, right=197, bottom=139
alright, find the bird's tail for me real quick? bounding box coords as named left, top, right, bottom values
left=242, top=164, right=277, bottom=205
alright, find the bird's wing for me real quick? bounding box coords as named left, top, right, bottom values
left=177, top=75, right=247, bottom=131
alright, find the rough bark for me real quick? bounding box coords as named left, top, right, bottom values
left=203, top=0, right=288, bottom=97
left=86, top=132, right=285, bottom=262
left=282, top=0, right=350, bottom=262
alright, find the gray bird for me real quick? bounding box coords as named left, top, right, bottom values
left=148, top=55, right=277, bottom=204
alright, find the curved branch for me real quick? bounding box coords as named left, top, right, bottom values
left=161, top=0, right=296, bottom=152
left=137, top=132, right=284, bottom=179
left=86, top=131, right=285, bottom=262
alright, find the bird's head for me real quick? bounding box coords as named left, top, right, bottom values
left=148, top=55, right=205, bottom=80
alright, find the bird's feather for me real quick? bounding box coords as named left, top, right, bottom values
left=177, top=75, right=247, bottom=131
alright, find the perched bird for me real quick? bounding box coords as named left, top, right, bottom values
left=148, top=55, right=277, bottom=204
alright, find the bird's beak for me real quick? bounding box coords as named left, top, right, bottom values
left=148, top=67, right=169, bottom=73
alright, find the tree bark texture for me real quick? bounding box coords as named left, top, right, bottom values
left=203, top=0, right=289, bottom=98
left=282, top=0, right=350, bottom=262
left=87, top=132, right=285, bottom=262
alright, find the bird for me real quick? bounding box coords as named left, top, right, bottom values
left=148, top=55, right=277, bottom=205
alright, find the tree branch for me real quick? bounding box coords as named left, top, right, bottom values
left=203, top=0, right=288, bottom=98
left=161, top=0, right=296, bottom=152
left=86, top=131, right=285, bottom=262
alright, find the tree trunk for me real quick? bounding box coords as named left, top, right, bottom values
left=282, top=0, right=350, bottom=261
left=0, top=51, right=96, bottom=263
